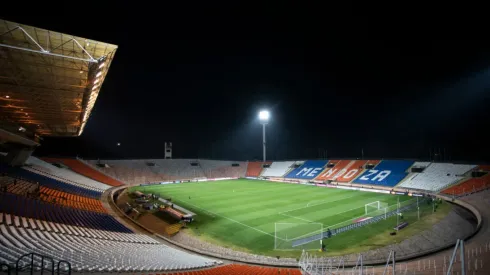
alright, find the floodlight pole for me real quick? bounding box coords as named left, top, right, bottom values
left=262, top=123, right=267, bottom=162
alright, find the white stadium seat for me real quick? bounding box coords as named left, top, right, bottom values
left=261, top=161, right=296, bottom=177
left=0, top=223, right=218, bottom=272
left=399, top=163, right=476, bottom=191
left=24, top=156, right=111, bottom=192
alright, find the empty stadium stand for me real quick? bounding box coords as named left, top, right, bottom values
left=442, top=172, right=490, bottom=196
left=246, top=161, right=270, bottom=177
left=25, top=156, right=110, bottom=192
left=0, top=192, right=129, bottom=233
left=0, top=222, right=218, bottom=272
left=354, top=160, right=414, bottom=187
left=42, top=158, right=124, bottom=186
left=86, top=159, right=205, bottom=184
left=399, top=163, right=477, bottom=191
left=315, top=160, right=350, bottom=181
left=89, top=159, right=167, bottom=184
left=0, top=212, right=155, bottom=243
left=199, top=160, right=247, bottom=178
left=0, top=164, right=102, bottom=199
left=285, top=160, right=328, bottom=179
left=477, top=165, right=490, bottom=171
left=261, top=161, right=295, bottom=177
left=0, top=176, right=106, bottom=213
left=335, top=160, right=380, bottom=182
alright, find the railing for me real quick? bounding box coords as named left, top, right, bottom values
left=292, top=198, right=428, bottom=247
left=57, top=260, right=71, bottom=275
left=16, top=253, right=55, bottom=275
left=12, top=253, right=71, bottom=275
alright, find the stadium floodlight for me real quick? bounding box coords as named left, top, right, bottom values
left=258, top=110, right=270, bottom=162
left=259, top=110, right=270, bottom=122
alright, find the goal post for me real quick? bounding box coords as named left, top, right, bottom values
left=274, top=223, right=323, bottom=251
left=365, top=201, right=388, bottom=215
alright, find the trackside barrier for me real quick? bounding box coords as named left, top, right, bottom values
left=16, top=252, right=55, bottom=275
left=292, top=198, right=428, bottom=247
left=57, top=260, right=71, bottom=275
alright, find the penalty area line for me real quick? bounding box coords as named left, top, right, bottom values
left=280, top=213, right=317, bottom=224
left=280, top=194, right=360, bottom=214
left=177, top=200, right=287, bottom=241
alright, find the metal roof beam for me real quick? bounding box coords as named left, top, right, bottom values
left=0, top=43, right=98, bottom=63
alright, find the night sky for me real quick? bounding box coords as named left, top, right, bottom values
left=4, top=4, right=490, bottom=162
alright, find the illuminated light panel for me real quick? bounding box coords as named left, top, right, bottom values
left=259, top=110, right=270, bottom=121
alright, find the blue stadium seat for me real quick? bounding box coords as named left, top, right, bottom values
left=285, top=160, right=328, bottom=179
left=0, top=164, right=102, bottom=198
left=353, top=160, right=414, bottom=187
left=0, top=193, right=131, bottom=233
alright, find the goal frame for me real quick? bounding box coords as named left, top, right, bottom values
left=365, top=201, right=381, bottom=215
left=274, top=222, right=323, bottom=251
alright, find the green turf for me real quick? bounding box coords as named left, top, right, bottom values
left=130, top=179, right=449, bottom=257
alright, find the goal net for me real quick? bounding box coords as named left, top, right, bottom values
left=274, top=223, right=323, bottom=251
left=365, top=201, right=388, bottom=216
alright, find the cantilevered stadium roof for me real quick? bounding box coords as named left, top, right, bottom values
left=0, top=19, right=117, bottom=137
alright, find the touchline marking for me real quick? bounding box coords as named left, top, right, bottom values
left=176, top=199, right=286, bottom=241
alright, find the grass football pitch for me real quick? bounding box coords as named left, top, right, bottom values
left=131, top=179, right=450, bottom=257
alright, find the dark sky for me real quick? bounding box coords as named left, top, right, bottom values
left=4, top=4, right=490, bottom=162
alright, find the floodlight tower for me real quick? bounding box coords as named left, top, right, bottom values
left=258, top=110, right=270, bottom=162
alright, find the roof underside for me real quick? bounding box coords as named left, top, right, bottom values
left=0, top=19, right=117, bottom=137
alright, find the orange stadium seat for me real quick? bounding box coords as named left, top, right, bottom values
left=442, top=173, right=490, bottom=196
left=2, top=175, right=107, bottom=213
left=42, top=158, right=124, bottom=186
left=336, top=160, right=380, bottom=182
left=477, top=165, right=490, bottom=172
left=38, top=186, right=107, bottom=213
left=335, top=160, right=367, bottom=182
left=315, top=160, right=345, bottom=181
left=246, top=161, right=271, bottom=177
